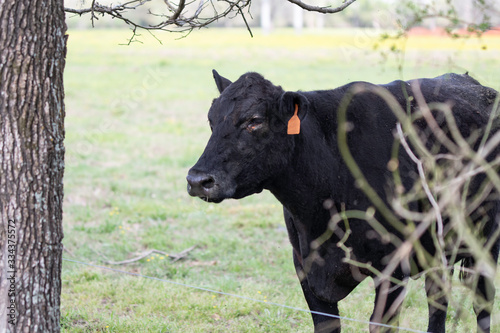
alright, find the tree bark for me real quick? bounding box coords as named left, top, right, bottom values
left=0, top=0, right=66, bottom=332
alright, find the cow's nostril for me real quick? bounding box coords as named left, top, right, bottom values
left=186, top=171, right=216, bottom=196
left=201, top=176, right=215, bottom=189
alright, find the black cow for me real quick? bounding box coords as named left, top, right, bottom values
left=187, top=70, right=500, bottom=333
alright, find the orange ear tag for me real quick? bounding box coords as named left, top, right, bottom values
left=287, top=104, right=301, bottom=135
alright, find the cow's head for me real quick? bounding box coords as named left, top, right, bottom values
left=186, top=70, right=308, bottom=203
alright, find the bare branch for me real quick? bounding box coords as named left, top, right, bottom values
left=65, top=0, right=252, bottom=40
left=287, top=0, right=357, bottom=14
left=65, top=0, right=356, bottom=40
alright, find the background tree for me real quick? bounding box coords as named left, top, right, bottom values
left=0, top=1, right=66, bottom=333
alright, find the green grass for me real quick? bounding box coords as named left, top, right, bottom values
left=61, top=27, right=500, bottom=332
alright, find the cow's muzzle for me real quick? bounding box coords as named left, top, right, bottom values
left=186, top=169, right=223, bottom=203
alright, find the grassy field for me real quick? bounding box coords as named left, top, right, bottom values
left=61, top=27, right=500, bottom=332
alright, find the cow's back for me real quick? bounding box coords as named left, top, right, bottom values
left=316, top=73, right=499, bottom=236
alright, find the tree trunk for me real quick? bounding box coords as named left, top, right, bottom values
left=0, top=0, right=66, bottom=332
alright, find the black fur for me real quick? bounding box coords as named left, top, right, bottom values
left=187, top=71, right=500, bottom=333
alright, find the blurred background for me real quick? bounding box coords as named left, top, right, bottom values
left=61, top=1, right=500, bottom=332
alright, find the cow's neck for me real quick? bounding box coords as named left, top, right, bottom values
left=268, top=124, right=343, bottom=231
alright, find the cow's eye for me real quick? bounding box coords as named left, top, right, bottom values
left=247, top=117, right=264, bottom=132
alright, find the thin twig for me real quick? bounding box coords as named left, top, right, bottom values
left=396, top=123, right=448, bottom=273
left=63, top=246, right=75, bottom=257
left=171, top=245, right=198, bottom=262
left=236, top=2, right=253, bottom=38
left=396, top=123, right=443, bottom=240
left=90, top=0, right=96, bottom=27
left=104, top=246, right=197, bottom=265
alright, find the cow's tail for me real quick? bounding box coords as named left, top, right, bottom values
left=459, top=257, right=473, bottom=281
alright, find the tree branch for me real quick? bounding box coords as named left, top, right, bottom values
left=286, top=0, right=357, bottom=14
left=170, top=0, right=186, bottom=21
left=65, top=0, right=357, bottom=41
left=65, top=0, right=252, bottom=40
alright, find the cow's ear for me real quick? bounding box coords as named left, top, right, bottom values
left=212, top=69, right=232, bottom=94
left=279, top=91, right=308, bottom=135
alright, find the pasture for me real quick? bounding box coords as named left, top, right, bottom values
left=61, top=27, right=500, bottom=332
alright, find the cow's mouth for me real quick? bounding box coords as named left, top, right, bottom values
left=195, top=193, right=224, bottom=204
left=187, top=186, right=224, bottom=204
left=201, top=196, right=224, bottom=204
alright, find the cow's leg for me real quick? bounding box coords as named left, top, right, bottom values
left=471, top=238, right=499, bottom=333
left=473, top=273, right=495, bottom=333
left=425, top=273, right=448, bottom=333
left=300, top=277, right=341, bottom=333
left=370, top=277, right=407, bottom=333
left=293, top=253, right=341, bottom=333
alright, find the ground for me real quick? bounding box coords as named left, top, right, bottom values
left=61, top=27, right=500, bottom=332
